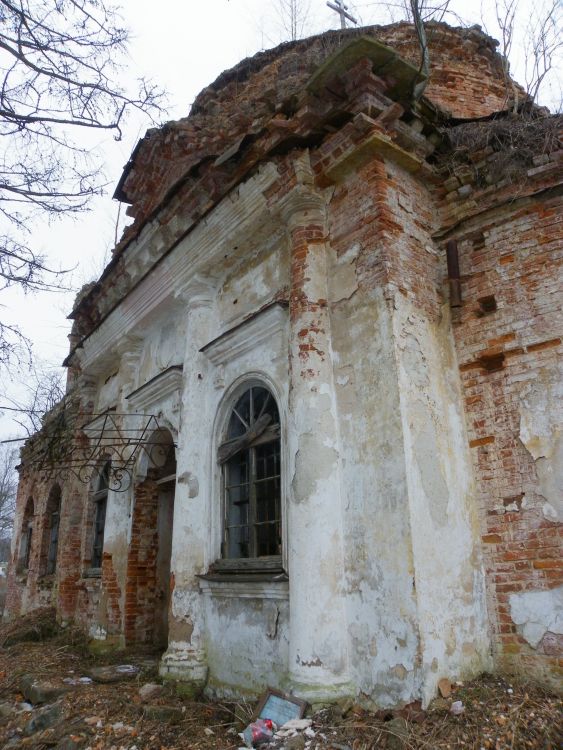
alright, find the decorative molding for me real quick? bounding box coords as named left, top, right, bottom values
left=78, top=163, right=280, bottom=371
left=201, top=303, right=288, bottom=367
left=174, top=272, right=219, bottom=310
left=278, top=183, right=327, bottom=231
left=126, top=366, right=183, bottom=412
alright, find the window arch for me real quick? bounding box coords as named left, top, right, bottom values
left=45, top=484, right=61, bottom=575
left=17, top=496, right=34, bottom=573
left=218, top=384, right=281, bottom=560
left=91, top=462, right=110, bottom=569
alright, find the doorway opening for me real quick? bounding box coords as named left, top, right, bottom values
left=124, top=429, right=176, bottom=647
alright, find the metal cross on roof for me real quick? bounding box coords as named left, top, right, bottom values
left=327, top=0, right=358, bottom=29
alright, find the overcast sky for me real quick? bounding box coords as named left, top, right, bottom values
left=0, top=0, right=560, bottom=439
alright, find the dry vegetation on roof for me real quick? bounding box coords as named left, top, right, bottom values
left=440, top=112, right=563, bottom=183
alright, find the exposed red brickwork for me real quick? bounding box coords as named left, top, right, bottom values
left=124, top=479, right=159, bottom=645
left=101, top=553, right=123, bottom=636
left=68, top=22, right=519, bottom=346
left=55, top=486, right=85, bottom=621
left=449, top=187, right=562, bottom=687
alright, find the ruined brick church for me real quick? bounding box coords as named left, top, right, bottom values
left=5, top=22, right=562, bottom=705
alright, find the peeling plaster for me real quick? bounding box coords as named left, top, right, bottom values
left=292, top=435, right=339, bottom=503
left=518, top=364, right=563, bottom=521
left=177, top=472, right=199, bottom=498
left=509, top=587, right=563, bottom=649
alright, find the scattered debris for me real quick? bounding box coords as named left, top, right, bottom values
left=243, top=717, right=276, bottom=747
left=138, top=682, right=164, bottom=701
left=142, top=704, right=184, bottom=724
left=280, top=718, right=312, bottom=731
left=0, top=608, right=60, bottom=648
left=438, top=677, right=452, bottom=698
left=450, top=699, right=465, bottom=715
left=19, top=674, right=72, bottom=705
left=0, top=617, right=561, bottom=749
left=89, top=664, right=140, bottom=683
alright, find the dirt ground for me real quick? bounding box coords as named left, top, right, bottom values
left=0, top=610, right=561, bottom=750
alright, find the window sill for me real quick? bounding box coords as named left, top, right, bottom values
left=83, top=567, right=102, bottom=579
left=198, top=571, right=289, bottom=600
left=210, top=556, right=283, bottom=573
left=37, top=574, right=56, bottom=587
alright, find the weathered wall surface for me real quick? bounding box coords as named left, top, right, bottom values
left=4, top=468, right=87, bottom=623
left=6, top=21, right=561, bottom=705
left=324, top=153, right=490, bottom=706
left=203, top=594, right=290, bottom=697
left=449, top=189, right=563, bottom=690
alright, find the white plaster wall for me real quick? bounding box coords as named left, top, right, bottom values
left=203, top=595, right=290, bottom=695
left=331, top=287, right=421, bottom=707
left=217, top=239, right=289, bottom=326
left=136, top=311, right=187, bottom=390
left=393, top=296, right=491, bottom=705
left=518, top=361, right=563, bottom=522
left=165, top=245, right=291, bottom=693
left=88, top=300, right=187, bottom=640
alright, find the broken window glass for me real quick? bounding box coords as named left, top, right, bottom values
left=46, top=486, right=61, bottom=575
left=220, top=386, right=281, bottom=560
left=91, top=462, right=110, bottom=569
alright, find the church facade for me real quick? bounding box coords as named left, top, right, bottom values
left=5, top=22, right=562, bottom=705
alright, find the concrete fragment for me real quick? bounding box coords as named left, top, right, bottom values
left=24, top=703, right=63, bottom=735
left=142, top=704, right=183, bottom=724
left=88, top=664, right=140, bottom=683
left=281, top=718, right=313, bottom=731
left=138, top=682, right=164, bottom=701
left=20, top=675, right=72, bottom=705
left=438, top=678, right=452, bottom=698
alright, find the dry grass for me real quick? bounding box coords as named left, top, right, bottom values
left=0, top=616, right=561, bottom=749
left=439, top=112, right=562, bottom=184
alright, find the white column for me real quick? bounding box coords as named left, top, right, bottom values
left=160, top=275, right=217, bottom=688
left=281, top=182, right=351, bottom=699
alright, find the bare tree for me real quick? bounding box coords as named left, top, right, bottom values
left=274, top=0, right=312, bottom=41
left=0, top=444, right=17, bottom=559
left=492, top=0, right=520, bottom=109
left=522, top=1, right=562, bottom=106
left=0, top=363, right=65, bottom=436
left=0, top=0, right=165, bottom=368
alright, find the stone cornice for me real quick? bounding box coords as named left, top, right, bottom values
left=75, top=163, right=280, bottom=372
left=125, top=366, right=183, bottom=412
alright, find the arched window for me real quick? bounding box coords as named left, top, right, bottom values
left=17, top=497, right=34, bottom=573
left=45, top=485, right=61, bottom=575
left=91, top=462, right=110, bottom=569
left=218, top=385, right=281, bottom=560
